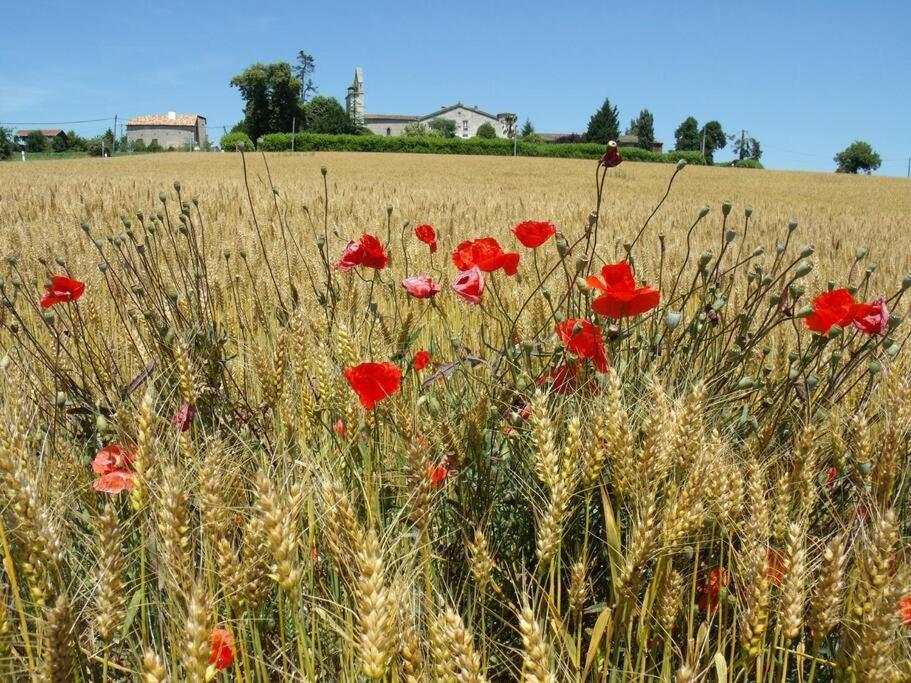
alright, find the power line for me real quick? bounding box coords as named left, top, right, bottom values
left=0, top=117, right=117, bottom=126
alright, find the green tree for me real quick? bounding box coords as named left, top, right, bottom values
left=674, top=116, right=701, bottom=151
left=628, top=109, right=655, bottom=150
left=586, top=97, right=620, bottom=144
left=402, top=122, right=429, bottom=136
left=0, top=127, right=13, bottom=160
left=294, top=51, right=317, bottom=105
left=520, top=118, right=535, bottom=137
left=305, top=96, right=357, bottom=134
left=749, top=138, right=762, bottom=161
left=230, top=62, right=303, bottom=142
left=102, top=128, right=115, bottom=154
left=428, top=118, right=457, bottom=138
left=476, top=123, right=497, bottom=139
left=701, top=120, right=726, bottom=164
left=65, top=130, right=86, bottom=151
left=51, top=134, right=68, bottom=153
left=732, top=132, right=762, bottom=161
left=834, top=141, right=881, bottom=174
left=26, top=131, right=48, bottom=153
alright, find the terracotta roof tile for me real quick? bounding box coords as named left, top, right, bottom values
left=126, top=114, right=203, bottom=127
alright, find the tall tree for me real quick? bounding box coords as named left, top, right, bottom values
left=294, top=51, right=317, bottom=104
left=732, top=131, right=762, bottom=161
left=749, top=138, right=762, bottom=161
left=25, top=131, right=48, bottom=153
left=628, top=109, right=655, bottom=150
left=674, top=116, right=700, bottom=151
left=586, top=98, right=620, bottom=144
left=520, top=118, right=535, bottom=137
left=834, top=141, right=881, bottom=174
left=701, top=120, right=726, bottom=164
left=0, top=127, right=13, bottom=160
left=305, top=96, right=357, bottom=134
left=230, top=62, right=302, bottom=142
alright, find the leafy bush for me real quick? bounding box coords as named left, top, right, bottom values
left=257, top=132, right=706, bottom=164
left=26, top=131, right=48, bottom=153
left=146, top=141, right=163, bottom=153
left=131, top=139, right=147, bottom=152
left=475, top=123, right=496, bottom=139
left=734, top=158, right=763, bottom=169
left=220, top=131, right=254, bottom=151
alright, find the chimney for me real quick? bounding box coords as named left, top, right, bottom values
left=167, top=111, right=176, bottom=121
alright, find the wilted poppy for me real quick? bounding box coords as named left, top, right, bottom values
left=556, top=319, right=608, bottom=372
left=852, top=297, right=890, bottom=336
left=92, top=444, right=135, bottom=475
left=512, top=221, right=557, bottom=249
left=600, top=141, right=623, bottom=168
left=344, top=362, right=403, bottom=409
left=173, top=402, right=194, bottom=432
left=40, top=275, right=85, bottom=308
left=402, top=275, right=442, bottom=299
left=336, top=234, right=388, bottom=271
left=588, top=261, right=660, bottom=318
left=696, top=566, right=729, bottom=612
left=452, top=238, right=519, bottom=276
left=92, top=469, right=136, bottom=495
left=209, top=628, right=236, bottom=670
left=451, top=267, right=485, bottom=305
left=415, top=224, right=438, bottom=253
left=413, top=350, right=431, bottom=371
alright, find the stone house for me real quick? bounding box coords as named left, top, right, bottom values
left=345, top=68, right=511, bottom=138
left=14, top=129, right=67, bottom=147
left=126, top=113, right=207, bottom=149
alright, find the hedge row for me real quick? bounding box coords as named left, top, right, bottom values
left=252, top=132, right=706, bottom=165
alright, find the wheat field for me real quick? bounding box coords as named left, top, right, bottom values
left=0, top=151, right=908, bottom=682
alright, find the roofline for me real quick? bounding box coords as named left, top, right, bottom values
left=420, top=102, right=500, bottom=121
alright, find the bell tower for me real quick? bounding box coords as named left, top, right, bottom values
left=346, top=67, right=365, bottom=126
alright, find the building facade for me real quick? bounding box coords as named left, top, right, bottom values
left=14, top=129, right=67, bottom=147
left=345, top=68, right=512, bottom=138
left=126, top=113, right=207, bottom=149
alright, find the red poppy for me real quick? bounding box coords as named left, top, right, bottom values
left=413, top=350, right=431, bottom=371
left=452, top=238, right=520, bottom=276
left=40, top=275, right=85, bottom=308
left=336, top=234, right=388, bottom=271
left=900, top=595, right=911, bottom=627
left=512, top=221, right=557, bottom=249
left=767, top=548, right=784, bottom=587
left=209, top=628, right=236, bottom=670
left=538, top=364, right=580, bottom=395
left=587, top=261, right=660, bottom=318
left=173, top=402, right=194, bottom=432
left=600, top=141, right=623, bottom=168
left=92, top=444, right=135, bottom=475
left=343, top=361, right=403, bottom=409
left=696, top=567, right=729, bottom=612
left=556, top=319, right=608, bottom=372
left=333, top=419, right=345, bottom=436
left=401, top=275, right=442, bottom=299
left=825, top=466, right=838, bottom=489
left=92, top=470, right=136, bottom=495
left=803, top=289, right=865, bottom=335
left=852, top=297, right=889, bottom=336
left=414, top=224, right=438, bottom=253
left=451, top=267, right=485, bottom=305
left=427, top=456, right=451, bottom=489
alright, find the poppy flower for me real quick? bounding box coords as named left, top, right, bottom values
left=696, top=567, right=729, bottom=612
left=343, top=361, right=403, bottom=409
left=333, top=419, right=345, bottom=436
left=900, top=594, right=911, bottom=627
left=209, top=628, right=235, bottom=670
left=587, top=261, right=660, bottom=318
left=414, top=224, right=438, bottom=253
left=336, top=234, right=388, bottom=271
left=173, top=402, right=194, bottom=432
left=40, top=275, right=85, bottom=308
left=512, top=221, right=557, bottom=249
left=401, top=275, right=442, bottom=299
left=91, top=444, right=135, bottom=475
left=600, top=141, right=623, bottom=168
left=413, top=350, right=431, bottom=371
left=852, top=297, right=889, bottom=336
left=451, top=267, right=485, bottom=305
left=452, top=238, right=520, bottom=276
left=826, top=466, right=838, bottom=489
left=767, top=548, right=784, bottom=587
left=538, top=364, right=581, bottom=395
left=92, top=470, right=136, bottom=495
left=427, top=456, right=451, bottom=489
left=803, top=289, right=865, bottom=335
left=556, top=319, right=608, bottom=373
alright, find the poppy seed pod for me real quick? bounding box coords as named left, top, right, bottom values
left=576, top=277, right=590, bottom=293
left=698, top=252, right=713, bottom=268
left=81, top=221, right=91, bottom=233
left=676, top=158, right=687, bottom=170
left=56, top=391, right=66, bottom=406
left=902, top=274, right=911, bottom=289
left=796, top=305, right=814, bottom=318
left=795, top=262, right=813, bottom=278
left=721, top=201, right=733, bottom=216
left=745, top=206, right=753, bottom=217
left=574, top=256, right=589, bottom=272
left=788, top=220, right=798, bottom=232
left=386, top=206, right=393, bottom=216
left=158, top=192, right=166, bottom=203
left=42, top=311, right=56, bottom=324
left=698, top=206, right=710, bottom=218
left=272, top=187, right=280, bottom=195
left=725, top=229, right=737, bottom=243
left=806, top=374, right=819, bottom=389
left=320, top=166, right=327, bottom=176
left=173, top=181, right=181, bottom=192
left=799, top=245, right=815, bottom=258
left=855, top=247, right=868, bottom=259
left=868, top=361, right=882, bottom=374
left=555, top=236, right=569, bottom=257
left=192, top=196, right=199, bottom=206
left=752, top=247, right=764, bottom=257
left=827, top=325, right=842, bottom=338
left=98, top=263, right=107, bottom=272
left=664, top=311, right=682, bottom=330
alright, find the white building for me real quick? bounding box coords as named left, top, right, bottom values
left=345, top=68, right=513, bottom=139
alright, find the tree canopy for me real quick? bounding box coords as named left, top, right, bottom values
left=25, top=131, right=48, bottom=153
left=628, top=109, right=655, bottom=150
left=834, top=141, right=881, bottom=174
left=520, top=119, right=535, bottom=138
left=428, top=119, right=457, bottom=138
left=230, top=62, right=303, bottom=143
left=701, top=120, right=726, bottom=164
left=305, top=96, right=357, bottom=135
left=586, top=98, right=620, bottom=144
left=476, top=123, right=497, bottom=139
left=674, top=117, right=701, bottom=152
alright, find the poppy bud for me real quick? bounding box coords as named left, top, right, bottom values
left=450, top=336, right=461, bottom=350
left=698, top=206, right=710, bottom=218
left=857, top=461, right=871, bottom=475
left=721, top=201, right=732, bottom=216
left=574, top=256, right=589, bottom=272
left=192, top=196, right=199, bottom=206
left=776, top=243, right=785, bottom=255
left=866, top=263, right=877, bottom=274
left=98, top=263, right=107, bottom=273
left=167, top=291, right=178, bottom=302
left=752, top=247, right=764, bottom=257
left=698, top=252, right=713, bottom=268
left=745, top=206, right=753, bottom=218
left=272, top=187, right=280, bottom=195
left=806, top=374, right=819, bottom=389
left=831, top=350, right=842, bottom=363
left=676, top=158, right=687, bottom=170
left=795, top=305, right=813, bottom=318
left=222, top=250, right=231, bottom=260
left=788, top=285, right=804, bottom=300
left=55, top=391, right=66, bottom=406
left=788, top=219, right=798, bottom=232
left=521, top=339, right=535, bottom=352
left=178, top=225, right=188, bottom=235
left=761, top=276, right=772, bottom=286
left=320, top=166, right=327, bottom=176
left=664, top=311, right=682, bottom=330
left=886, top=342, right=900, bottom=357
left=159, top=192, right=166, bottom=203
left=555, top=236, right=568, bottom=257
left=799, top=246, right=814, bottom=259
left=132, top=286, right=145, bottom=296
left=81, top=221, right=91, bottom=233
left=575, top=278, right=590, bottom=293
left=386, top=206, right=393, bottom=217
left=868, top=361, right=882, bottom=375
left=173, top=181, right=181, bottom=192
left=42, top=311, right=56, bottom=324
left=542, top=289, right=552, bottom=302
left=827, top=325, right=842, bottom=338
left=725, top=229, right=736, bottom=243
left=769, top=293, right=780, bottom=305
left=239, top=250, right=248, bottom=259
left=795, top=262, right=813, bottom=278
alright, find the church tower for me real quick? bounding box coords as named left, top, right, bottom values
left=346, top=67, right=365, bottom=126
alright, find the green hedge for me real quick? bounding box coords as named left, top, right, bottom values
left=221, top=131, right=254, bottom=152
left=256, top=132, right=705, bottom=165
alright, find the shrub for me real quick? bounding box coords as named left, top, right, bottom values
left=402, top=122, right=429, bottom=137
left=221, top=131, right=254, bottom=151
left=131, top=139, right=147, bottom=153
left=475, top=123, right=496, bottom=139
left=146, top=141, right=163, bottom=153
left=26, top=131, right=48, bottom=153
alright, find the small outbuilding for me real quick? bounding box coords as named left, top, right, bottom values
left=126, top=112, right=207, bottom=149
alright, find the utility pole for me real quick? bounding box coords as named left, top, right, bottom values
left=701, top=129, right=706, bottom=161
left=113, top=114, right=118, bottom=154
left=740, top=129, right=746, bottom=161
left=513, top=120, right=517, bottom=156
left=907, top=156, right=910, bottom=179
left=291, top=117, right=296, bottom=152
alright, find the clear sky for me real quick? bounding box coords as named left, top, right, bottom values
left=2, top=0, right=909, bottom=175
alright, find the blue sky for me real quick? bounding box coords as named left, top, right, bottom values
left=2, top=0, right=909, bottom=174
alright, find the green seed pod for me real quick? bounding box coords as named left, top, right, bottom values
left=555, top=236, right=569, bottom=257
left=665, top=311, right=682, bottom=330
left=158, top=192, right=166, bottom=202
left=698, top=252, right=713, bottom=268
left=676, top=158, right=687, bottom=170
left=795, top=305, right=814, bottom=318
left=698, top=206, right=710, bottom=218
left=902, top=274, right=911, bottom=290
left=799, top=245, right=815, bottom=258
left=795, top=262, right=813, bottom=278
left=788, top=219, right=798, bottom=232
left=192, top=196, right=199, bottom=206
left=855, top=247, right=868, bottom=260
left=857, top=461, right=872, bottom=475
left=806, top=375, right=819, bottom=389
left=752, top=246, right=764, bottom=257
left=320, top=166, right=327, bottom=176
left=56, top=391, right=66, bottom=407
left=788, top=284, right=804, bottom=300
left=98, top=263, right=107, bottom=273
left=386, top=206, right=393, bottom=216
left=80, top=221, right=91, bottom=233
left=173, top=181, right=181, bottom=192
left=745, top=206, right=753, bottom=217
left=737, top=376, right=754, bottom=389
left=868, top=361, right=882, bottom=375
left=725, top=229, right=736, bottom=243
left=721, top=201, right=733, bottom=216
left=575, top=278, right=590, bottom=293
left=42, top=311, right=56, bottom=324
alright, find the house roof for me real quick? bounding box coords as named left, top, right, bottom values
left=420, top=102, right=500, bottom=121
left=15, top=129, right=65, bottom=137
left=364, top=113, right=421, bottom=122
left=126, top=114, right=204, bottom=127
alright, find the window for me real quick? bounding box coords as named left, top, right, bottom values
left=386, top=127, right=391, bottom=136
left=462, top=120, right=469, bottom=131
left=151, top=138, right=158, bottom=146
